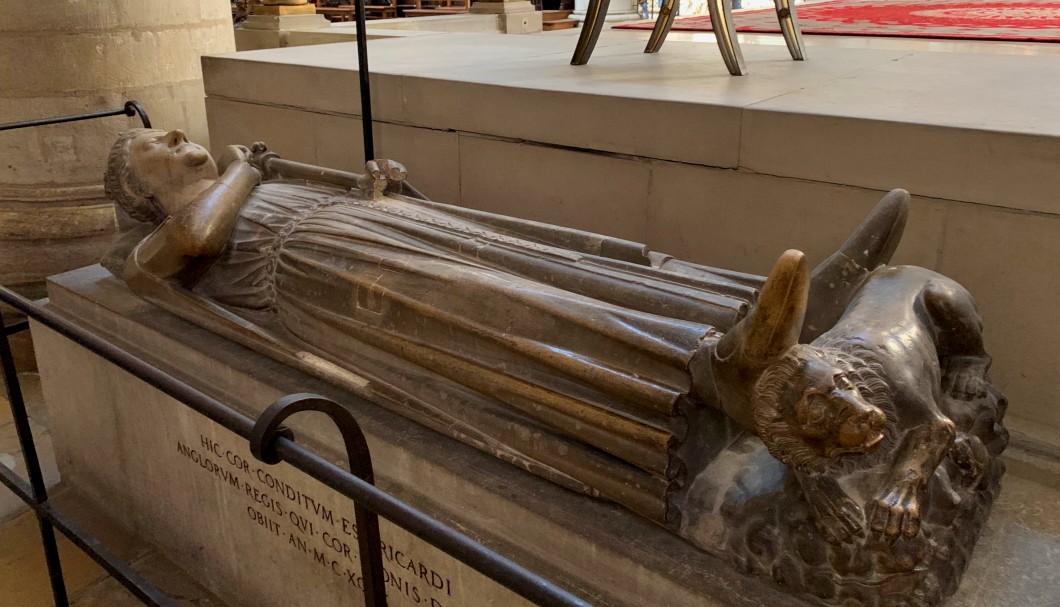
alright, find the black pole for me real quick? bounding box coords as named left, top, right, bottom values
left=251, top=394, right=389, bottom=607
left=353, top=0, right=375, bottom=160
left=0, top=308, right=70, bottom=606
left=0, top=100, right=150, bottom=132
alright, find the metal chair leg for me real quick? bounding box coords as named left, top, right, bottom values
left=644, top=0, right=679, bottom=54
left=707, top=0, right=746, bottom=75
left=571, top=0, right=612, bottom=65
left=774, top=0, right=806, bottom=61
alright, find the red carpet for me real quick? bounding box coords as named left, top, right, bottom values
left=614, top=0, right=1060, bottom=42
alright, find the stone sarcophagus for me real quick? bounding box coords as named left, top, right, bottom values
left=92, top=128, right=1007, bottom=606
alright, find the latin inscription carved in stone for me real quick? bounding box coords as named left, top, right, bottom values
left=176, top=434, right=455, bottom=606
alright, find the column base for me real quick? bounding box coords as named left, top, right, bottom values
left=238, top=13, right=332, bottom=30
left=570, top=0, right=643, bottom=23
left=235, top=13, right=334, bottom=50
left=570, top=11, right=644, bottom=23
left=470, top=1, right=544, bottom=32
left=254, top=4, right=319, bottom=15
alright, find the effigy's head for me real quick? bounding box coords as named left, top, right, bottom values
left=104, top=129, right=218, bottom=224
left=753, top=344, right=891, bottom=473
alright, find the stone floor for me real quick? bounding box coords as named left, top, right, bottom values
left=0, top=373, right=225, bottom=606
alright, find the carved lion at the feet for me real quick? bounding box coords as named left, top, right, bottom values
left=691, top=213, right=1004, bottom=605
left=698, top=194, right=1008, bottom=606
left=723, top=376, right=1006, bottom=606
left=754, top=265, right=1005, bottom=546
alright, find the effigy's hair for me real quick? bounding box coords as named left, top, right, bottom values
left=104, top=129, right=167, bottom=225
left=752, top=342, right=898, bottom=475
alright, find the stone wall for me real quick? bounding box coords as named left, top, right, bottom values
left=0, top=0, right=235, bottom=307
left=202, top=34, right=1060, bottom=451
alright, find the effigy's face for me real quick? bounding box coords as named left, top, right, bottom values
left=129, top=129, right=218, bottom=208
left=790, top=356, right=888, bottom=459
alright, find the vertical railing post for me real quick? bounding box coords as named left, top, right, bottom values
left=0, top=308, right=70, bottom=606
left=353, top=0, right=375, bottom=160
left=251, top=393, right=389, bottom=606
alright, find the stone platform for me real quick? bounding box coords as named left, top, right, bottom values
left=29, top=261, right=1060, bottom=606
left=200, top=31, right=1060, bottom=454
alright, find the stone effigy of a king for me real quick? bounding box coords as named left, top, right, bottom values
left=102, top=128, right=771, bottom=527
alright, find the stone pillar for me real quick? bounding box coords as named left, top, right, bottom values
left=0, top=0, right=234, bottom=364
left=572, top=0, right=642, bottom=23
left=237, top=0, right=332, bottom=50
left=470, top=0, right=544, bottom=33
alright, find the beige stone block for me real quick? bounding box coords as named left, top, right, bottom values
left=203, top=52, right=376, bottom=120
left=234, top=27, right=288, bottom=50
left=376, top=123, right=462, bottom=203
left=740, top=111, right=1060, bottom=217
left=205, top=98, right=319, bottom=164
left=471, top=0, right=538, bottom=12
left=645, top=160, right=946, bottom=276
left=34, top=325, right=130, bottom=513
left=458, top=134, right=651, bottom=242
left=395, top=77, right=741, bottom=168
left=37, top=306, right=541, bottom=606
left=285, top=27, right=446, bottom=46
left=502, top=9, right=543, bottom=33
left=0, top=26, right=234, bottom=95
left=205, top=99, right=461, bottom=202
left=0, top=200, right=113, bottom=240
left=240, top=13, right=332, bottom=30
left=936, top=205, right=1060, bottom=438
left=211, top=35, right=908, bottom=168
left=743, top=49, right=1060, bottom=144
left=0, top=0, right=232, bottom=33
left=308, top=113, right=368, bottom=172
left=53, top=490, right=154, bottom=566
left=255, top=3, right=318, bottom=15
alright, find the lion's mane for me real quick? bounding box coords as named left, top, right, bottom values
left=752, top=341, right=898, bottom=475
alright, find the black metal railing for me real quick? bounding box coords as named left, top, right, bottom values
left=0, top=100, right=151, bottom=132
left=0, top=287, right=594, bottom=607
left=0, top=99, right=158, bottom=605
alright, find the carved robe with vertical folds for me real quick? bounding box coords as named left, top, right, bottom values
left=178, top=180, right=760, bottom=523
